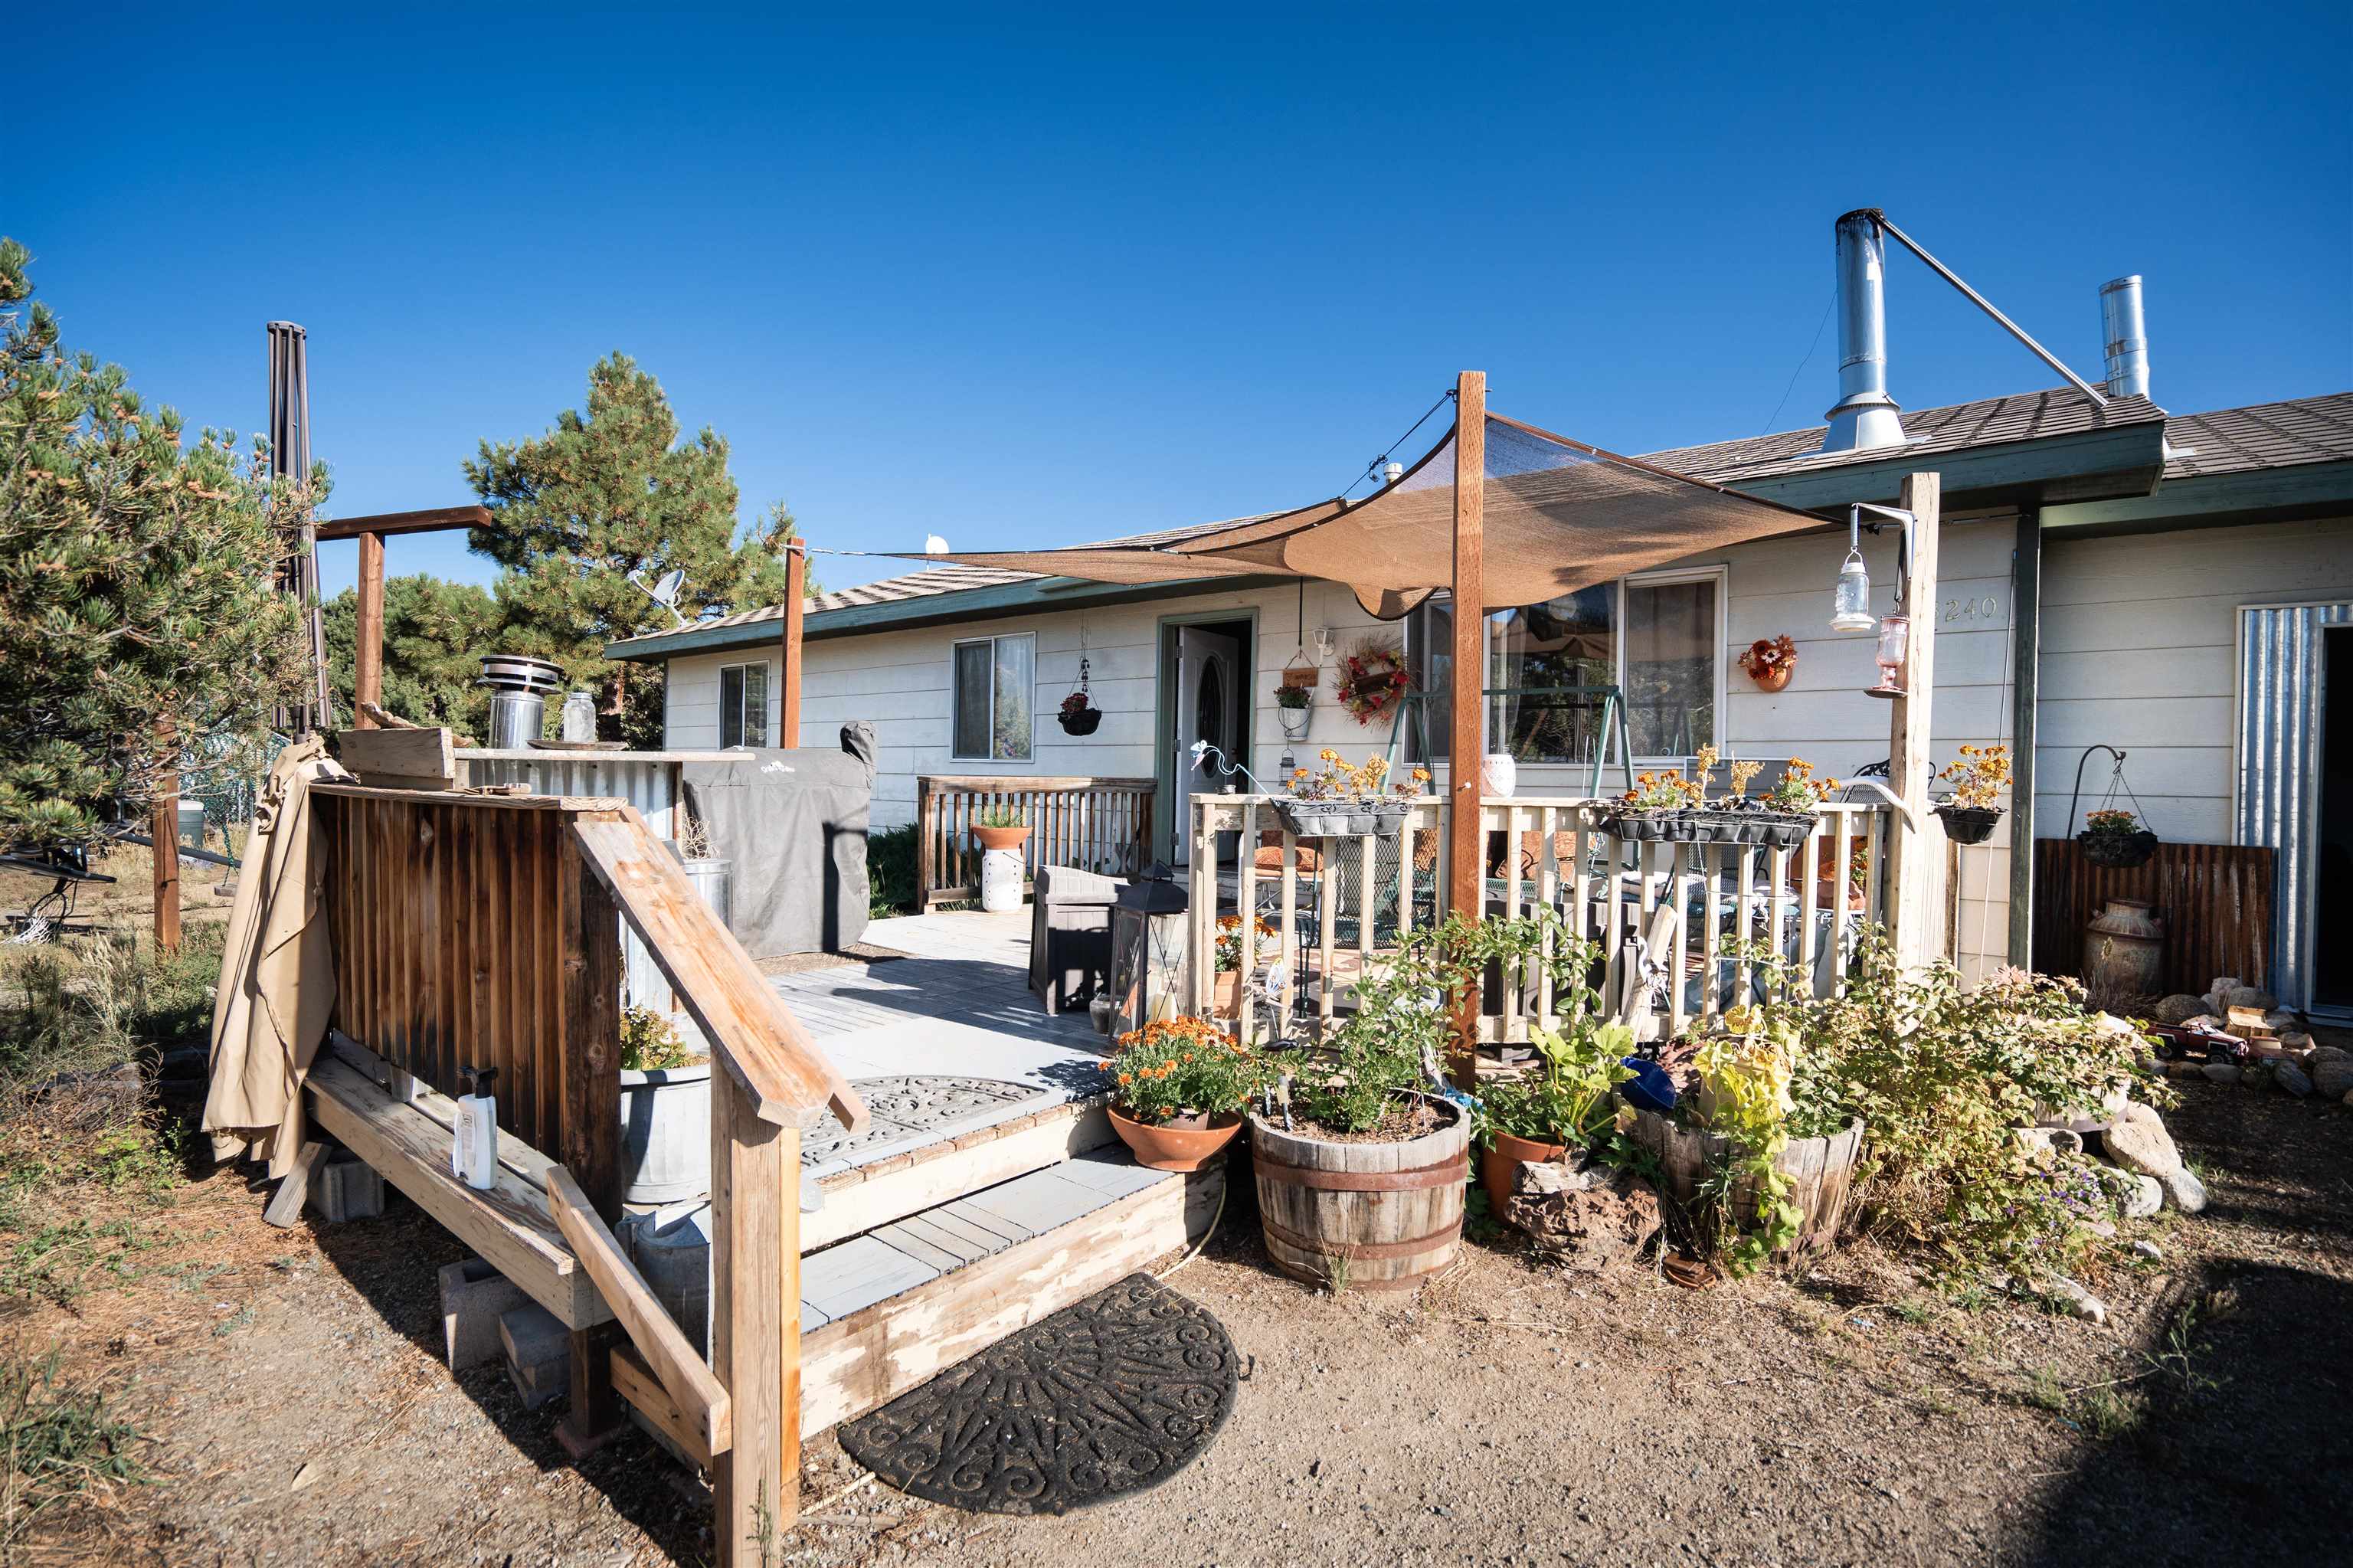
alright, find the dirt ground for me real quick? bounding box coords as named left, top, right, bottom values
left=6, top=1066, right=2350, bottom=1567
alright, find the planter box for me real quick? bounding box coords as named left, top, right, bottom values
left=1250, top=1095, right=1467, bottom=1292
left=1273, top=799, right=1411, bottom=839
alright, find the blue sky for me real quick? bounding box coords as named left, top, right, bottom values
left=15, top=4, right=2350, bottom=598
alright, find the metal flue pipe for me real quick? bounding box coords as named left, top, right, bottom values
left=2101, top=276, right=2151, bottom=399
left=1821, top=209, right=1906, bottom=453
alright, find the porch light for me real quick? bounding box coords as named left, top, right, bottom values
left=1108, top=872, right=1192, bottom=1036
left=1867, top=612, right=1910, bottom=698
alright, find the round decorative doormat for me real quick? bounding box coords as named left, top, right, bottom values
left=836, top=1273, right=1239, bottom=1515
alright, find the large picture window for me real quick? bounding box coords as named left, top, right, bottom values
left=718, top=661, right=768, bottom=749
left=951, top=633, right=1035, bottom=761
left=1407, top=568, right=1723, bottom=766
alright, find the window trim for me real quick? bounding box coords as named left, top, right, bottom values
left=717, top=659, right=770, bottom=750
left=948, top=631, right=1038, bottom=764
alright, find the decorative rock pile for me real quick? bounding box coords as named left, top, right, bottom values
left=2148, top=976, right=2349, bottom=1103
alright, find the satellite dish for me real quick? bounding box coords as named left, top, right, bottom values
left=626, top=566, right=690, bottom=629
left=924, top=535, right=951, bottom=555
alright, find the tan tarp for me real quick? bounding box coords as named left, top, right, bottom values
left=898, top=412, right=1829, bottom=616
left=202, top=735, right=347, bottom=1176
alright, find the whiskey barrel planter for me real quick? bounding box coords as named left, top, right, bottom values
left=1626, top=1108, right=1865, bottom=1260
left=1249, top=1095, right=1468, bottom=1292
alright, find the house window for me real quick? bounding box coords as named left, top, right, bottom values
left=1407, top=567, right=1725, bottom=765
left=951, top=633, right=1035, bottom=761
left=718, top=661, right=768, bottom=749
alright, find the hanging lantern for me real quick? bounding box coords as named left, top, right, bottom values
left=1108, top=873, right=1193, bottom=1036
left=1866, top=613, right=1910, bottom=698
left=1830, top=547, right=1876, bottom=632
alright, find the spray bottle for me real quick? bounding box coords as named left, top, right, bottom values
left=451, top=1065, right=499, bottom=1190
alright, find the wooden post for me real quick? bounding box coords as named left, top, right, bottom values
left=780, top=544, right=806, bottom=750
left=712, top=1066, right=800, bottom=1563
left=555, top=827, right=626, bottom=1458
left=152, top=719, right=182, bottom=954
left=2007, top=508, right=2040, bottom=966
left=1446, top=372, right=1486, bottom=1088
left=353, top=530, right=387, bottom=727
left=914, top=777, right=934, bottom=909
left=1885, top=472, right=1941, bottom=971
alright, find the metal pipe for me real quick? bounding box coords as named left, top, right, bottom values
left=1875, top=216, right=2109, bottom=407
left=1821, top=209, right=1906, bottom=453
left=2100, top=275, right=2150, bottom=398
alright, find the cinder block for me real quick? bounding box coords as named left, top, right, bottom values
left=308, top=1153, right=384, bottom=1223
left=499, top=1302, right=570, bottom=1411
left=440, top=1257, right=529, bottom=1371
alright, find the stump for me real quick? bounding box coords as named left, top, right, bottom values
left=1249, top=1096, right=1468, bottom=1292
left=1627, top=1108, right=1864, bottom=1259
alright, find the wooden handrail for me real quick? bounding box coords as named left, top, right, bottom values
left=548, top=1164, right=731, bottom=1457
left=569, top=810, right=867, bottom=1134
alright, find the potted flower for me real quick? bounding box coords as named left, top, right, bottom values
left=1474, top=1010, right=1635, bottom=1220
left=1252, top=925, right=1470, bottom=1291
left=1057, top=688, right=1102, bottom=736
left=972, top=805, right=1030, bottom=853
left=1933, top=744, right=2011, bottom=846
left=2080, top=807, right=2158, bottom=869
left=1212, top=913, right=1278, bottom=1016
left=1275, top=681, right=1314, bottom=741
left=1275, top=749, right=1426, bottom=838
left=1333, top=639, right=1412, bottom=728
left=1600, top=768, right=1703, bottom=841
left=1752, top=758, right=1838, bottom=847
left=618, top=1007, right=711, bottom=1205
left=1739, top=635, right=1798, bottom=693
left=1103, top=1016, right=1268, bottom=1172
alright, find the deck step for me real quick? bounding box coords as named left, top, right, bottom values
left=793, top=1151, right=1221, bottom=1438
left=800, top=1095, right=1118, bottom=1250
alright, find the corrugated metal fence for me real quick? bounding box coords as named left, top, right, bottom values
left=2235, top=601, right=2351, bottom=1010
left=2031, top=838, right=2276, bottom=997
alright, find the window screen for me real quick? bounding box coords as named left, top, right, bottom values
left=953, top=643, right=993, bottom=758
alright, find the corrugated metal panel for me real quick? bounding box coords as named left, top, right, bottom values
left=2237, top=602, right=2353, bottom=1010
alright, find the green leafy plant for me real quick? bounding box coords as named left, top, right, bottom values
left=1105, top=1017, right=1268, bottom=1125
left=1275, top=683, right=1313, bottom=711
left=1474, top=1019, right=1634, bottom=1148
left=971, top=805, right=1026, bottom=830
left=1690, top=1023, right=1806, bottom=1272
left=620, top=1007, right=702, bottom=1072
left=1759, top=758, right=1841, bottom=813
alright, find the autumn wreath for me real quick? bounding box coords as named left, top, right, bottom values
left=1332, top=639, right=1413, bottom=726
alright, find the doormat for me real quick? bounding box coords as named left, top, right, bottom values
left=836, top=1273, right=1238, bottom=1515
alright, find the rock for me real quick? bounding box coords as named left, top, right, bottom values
left=2223, top=986, right=2277, bottom=1013
left=2311, top=1045, right=2351, bottom=1067
left=2016, top=1126, right=2084, bottom=1157
left=2133, top=1240, right=2163, bottom=1262
left=2207, top=977, right=2243, bottom=1007
left=2202, top=1062, right=2242, bottom=1085
left=2102, top=1102, right=2184, bottom=1180
left=2315, top=1057, right=2353, bottom=1101
left=2046, top=1275, right=2108, bottom=1324
left=2153, top=994, right=2211, bottom=1025
left=2184, top=1014, right=2222, bottom=1031
left=2161, top=1166, right=2208, bottom=1214
left=2237, top=1060, right=2273, bottom=1091
left=1514, top=1160, right=1612, bottom=1197
left=2279, top=1031, right=2315, bottom=1052
left=1508, top=1169, right=1663, bottom=1272
left=2114, top=1171, right=2163, bottom=1219
left=2276, top=1060, right=2315, bottom=1098
left=2261, top=1009, right=2298, bottom=1034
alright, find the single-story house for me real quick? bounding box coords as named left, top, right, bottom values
left=610, top=366, right=2351, bottom=1017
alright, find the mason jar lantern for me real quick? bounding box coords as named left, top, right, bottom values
left=1109, top=875, right=1192, bottom=1037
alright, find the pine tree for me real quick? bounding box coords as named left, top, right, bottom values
left=0, top=239, right=309, bottom=856
left=322, top=574, right=502, bottom=735
left=465, top=354, right=797, bottom=745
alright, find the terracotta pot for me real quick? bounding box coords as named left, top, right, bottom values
left=1480, top=1128, right=1568, bottom=1219
left=1108, top=1104, right=1242, bottom=1173
left=1749, top=658, right=1795, bottom=692
left=973, top=824, right=1031, bottom=853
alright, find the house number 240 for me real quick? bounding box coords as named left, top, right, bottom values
left=1942, top=596, right=2000, bottom=624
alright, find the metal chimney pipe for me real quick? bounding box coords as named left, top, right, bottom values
left=2100, top=275, right=2150, bottom=399
left=1821, top=209, right=1905, bottom=453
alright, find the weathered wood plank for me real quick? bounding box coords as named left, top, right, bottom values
left=261, top=1141, right=329, bottom=1229
left=334, top=726, right=457, bottom=791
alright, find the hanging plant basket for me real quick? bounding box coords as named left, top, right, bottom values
left=1058, top=706, right=1102, bottom=736
left=1934, top=804, right=2002, bottom=846
left=2080, top=827, right=2158, bottom=868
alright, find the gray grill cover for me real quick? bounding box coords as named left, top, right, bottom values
left=682, top=724, right=875, bottom=958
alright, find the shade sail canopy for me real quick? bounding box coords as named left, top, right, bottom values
left=902, top=411, right=1829, bottom=617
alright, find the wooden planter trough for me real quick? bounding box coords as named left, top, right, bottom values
left=1248, top=1096, right=1468, bottom=1292
left=1626, top=1108, right=1864, bottom=1260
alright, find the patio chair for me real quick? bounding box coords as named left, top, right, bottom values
left=1028, top=863, right=1125, bottom=1015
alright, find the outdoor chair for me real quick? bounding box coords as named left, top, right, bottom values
left=1029, top=863, right=1125, bottom=1015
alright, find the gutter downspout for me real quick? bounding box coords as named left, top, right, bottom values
left=2008, top=509, right=2041, bottom=966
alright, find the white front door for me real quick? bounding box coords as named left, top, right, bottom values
left=1173, top=627, right=1242, bottom=868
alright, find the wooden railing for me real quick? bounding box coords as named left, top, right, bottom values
left=2031, top=837, right=2276, bottom=995
left=915, top=774, right=1155, bottom=906
left=1186, top=794, right=1893, bottom=1044
left=311, top=781, right=865, bottom=1563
